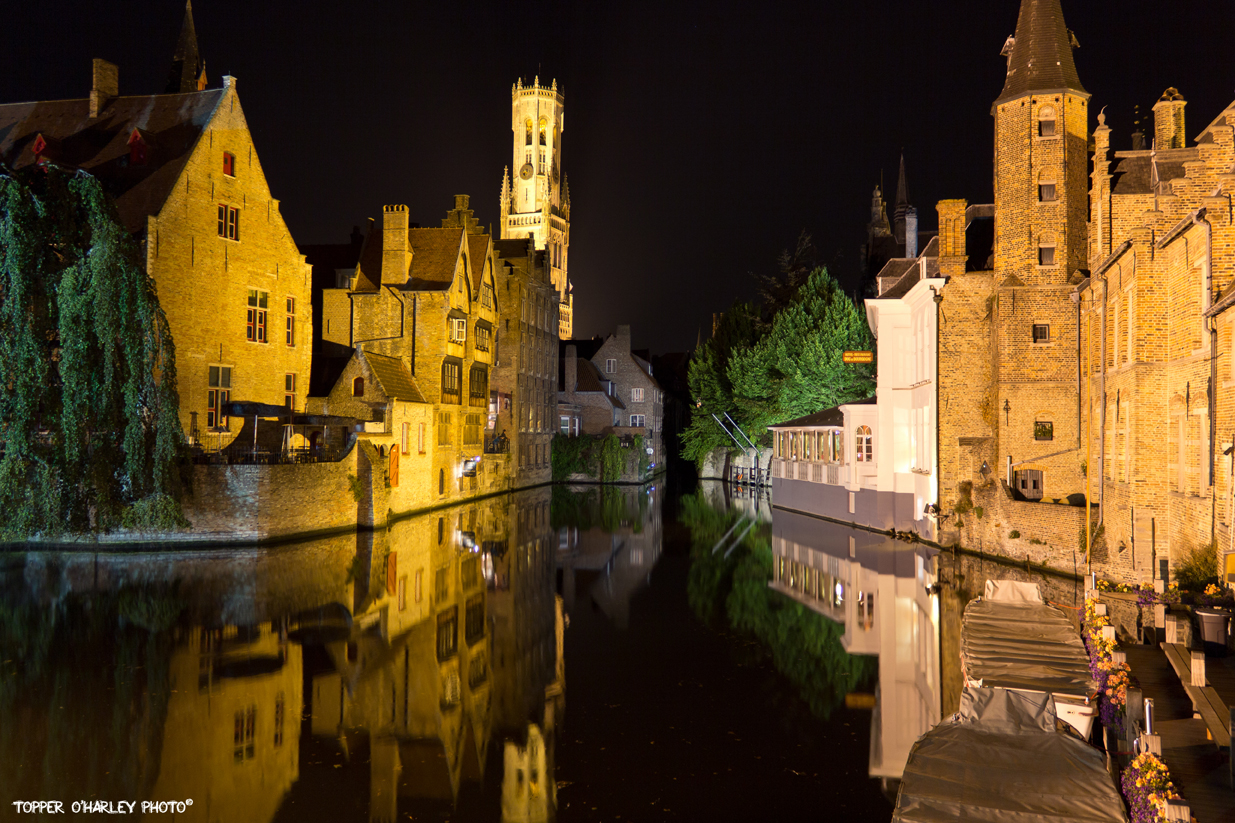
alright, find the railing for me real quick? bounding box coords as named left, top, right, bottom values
left=727, top=464, right=769, bottom=487
left=768, top=458, right=845, bottom=486
left=190, top=444, right=345, bottom=465
left=484, top=434, right=509, bottom=454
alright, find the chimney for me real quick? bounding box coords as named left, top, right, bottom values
left=1152, top=88, right=1186, bottom=150
left=904, top=206, right=919, bottom=260
left=381, top=205, right=410, bottom=285
left=936, top=199, right=968, bottom=261
left=615, top=324, right=632, bottom=353
left=89, top=59, right=118, bottom=119
left=565, top=345, right=578, bottom=394
left=454, top=194, right=470, bottom=211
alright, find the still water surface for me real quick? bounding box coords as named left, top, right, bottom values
left=0, top=479, right=1084, bottom=821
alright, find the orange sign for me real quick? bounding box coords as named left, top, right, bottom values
left=842, top=350, right=873, bottom=364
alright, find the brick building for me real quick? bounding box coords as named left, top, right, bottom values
left=499, top=78, right=574, bottom=339
left=588, top=326, right=664, bottom=468
left=558, top=343, right=624, bottom=436
left=492, top=236, right=560, bottom=487
left=0, top=3, right=313, bottom=448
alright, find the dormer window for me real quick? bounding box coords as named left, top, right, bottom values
left=222, top=151, right=235, bottom=177
left=449, top=318, right=467, bottom=343
left=1038, top=106, right=1057, bottom=137
left=127, top=130, right=148, bottom=166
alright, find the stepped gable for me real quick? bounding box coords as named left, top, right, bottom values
left=0, top=89, right=224, bottom=232
left=996, top=0, right=1087, bottom=104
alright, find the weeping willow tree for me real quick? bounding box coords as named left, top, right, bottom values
left=0, top=164, right=187, bottom=537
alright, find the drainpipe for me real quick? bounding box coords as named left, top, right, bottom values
left=933, top=287, right=943, bottom=533
left=1196, top=210, right=1216, bottom=544
left=1096, top=275, right=1108, bottom=555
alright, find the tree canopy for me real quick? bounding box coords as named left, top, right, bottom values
left=682, top=266, right=876, bottom=464
left=0, top=164, right=187, bottom=538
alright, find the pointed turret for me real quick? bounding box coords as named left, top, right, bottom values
left=894, top=153, right=909, bottom=210
left=165, top=1, right=206, bottom=94
left=995, top=0, right=1086, bottom=105
left=892, top=154, right=918, bottom=257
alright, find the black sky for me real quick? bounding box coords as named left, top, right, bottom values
left=2, top=1, right=1232, bottom=353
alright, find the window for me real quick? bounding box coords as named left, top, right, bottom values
left=285, top=298, right=295, bottom=346
left=1032, top=324, right=1050, bottom=344
left=389, top=447, right=399, bottom=487
left=465, top=594, right=485, bottom=645
left=233, top=706, right=256, bottom=762
left=476, top=324, right=491, bottom=352
left=438, top=411, right=452, bottom=445
left=401, top=422, right=410, bottom=454
left=631, top=387, right=645, bottom=402
left=1016, top=469, right=1044, bottom=501
left=218, top=204, right=240, bottom=241
left=436, top=607, right=458, bottom=661
left=605, top=358, right=617, bottom=374
left=525, top=119, right=533, bottom=146
left=435, top=567, right=449, bottom=602
left=442, top=361, right=462, bottom=400
left=855, top=425, right=873, bottom=463
left=462, top=556, right=479, bottom=590
left=439, top=468, right=445, bottom=494
left=1038, top=183, right=1056, bottom=202
left=630, top=414, right=646, bottom=427
left=398, top=576, right=407, bottom=611
left=284, top=373, right=295, bottom=409
left=1034, top=421, right=1054, bottom=441
left=481, top=281, right=494, bottom=310
left=274, top=694, right=284, bottom=747
left=222, top=151, right=235, bottom=177
left=352, top=376, right=364, bottom=397
left=464, top=413, right=482, bottom=445
left=561, top=415, right=571, bottom=435
left=415, top=569, right=423, bottom=603
left=469, top=365, right=488, bottom=406
left=246, top=290, right=267, bottom=343
left=1038, top=241, right=1056, bottom=266
left=1038, top=107, right=1056, bottom=137
left=418, top=422, right=426, bottom=453
left=449, top=317, right=467, bottom=343
left=208, top=366, right=231, bottom=429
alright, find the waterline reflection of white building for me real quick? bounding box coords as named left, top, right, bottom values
left=768, top=509, right=940, bottom=783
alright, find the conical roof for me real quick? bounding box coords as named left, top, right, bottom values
left=995, top=0, right=1086, bottom=105
left=165, top=1, right=205, bottom=94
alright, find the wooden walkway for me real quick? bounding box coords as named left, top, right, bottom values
left=1124, top=645, right=1234, bottom=823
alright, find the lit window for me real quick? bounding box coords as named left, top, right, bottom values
left=855, top=425, right=873, bottom=463
left=449, top=317, right=467, bottom=343
left=605, top=358, right=616, bottom=374
left=223, top=151, right=235, bottom=177
left=352, top=376, right=364, bottom=397
left=246, top=290, right=267, bottom=342
left=218, top=204, right=240, bottom=240
left=208, top=366, right=231, bottom=429
left=442, top=362, right=462, bottom=400
left=402, top=422, right=410, bottom=455
left=631, top=387, right=645, bottom=402
left=630, top=414, right=646, bottom=428
left=476, top=324, right=491, bottom=352
left=561, top=415, right=570, bottom=435
left=1035, top=421, right=1054, bottom=441
left=284, top=373, right=295, bottom=409
left=285, top=297, right=295, bottom=346
left=418, top=422, right=426, bottom=453
left=469, top=365, right=488, bottom=406
left=233, top=706, right=256, bottom=762
left=438, top=411, right=452, bottom=445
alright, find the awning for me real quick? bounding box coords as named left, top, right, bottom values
left=893, top=688, right=1127, bottom=823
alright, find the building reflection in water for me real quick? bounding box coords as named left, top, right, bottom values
left=554, top=485, right=664, bottom=628
left=768, top=509, right=941, bottom=788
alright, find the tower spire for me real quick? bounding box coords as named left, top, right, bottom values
left=995, top=0, right=1086, bottom=104
left=894, top=152, right=909, bottom=209
left=165, top=1, right=206, bottom=94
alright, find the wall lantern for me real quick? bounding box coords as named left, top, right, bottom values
left=1003, top=399, right=1011, bottom=426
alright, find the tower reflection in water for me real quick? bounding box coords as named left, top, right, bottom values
left=0, top=487, right=566, bottom=823
left=769, top=509, right=941, bottom=791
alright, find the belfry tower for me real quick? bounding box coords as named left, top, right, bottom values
left=992, top=0, right=1090, bottom=500
left=499, top=77, right=572, bottom=339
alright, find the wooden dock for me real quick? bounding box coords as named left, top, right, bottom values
left=1124, top=645, right=1234, bottom=823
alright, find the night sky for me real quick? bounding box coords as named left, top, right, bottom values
left=2, top=1, right=1231, bottom=353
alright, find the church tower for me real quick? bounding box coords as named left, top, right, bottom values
left=500, top=77, right=572, bottom=339
left=992, top=0, right=1089, bottom=500
left=165, top=1, right=207, bottom=94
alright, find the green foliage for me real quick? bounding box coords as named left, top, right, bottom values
left=120, top=493, right=190, bottom=533
left=1174, top=540, right=1220, bottom=592
left=973, top=506, right=984, bottom=519
left=954, top=480, right=974, bottom=515
left=348, top=473, right=365, bottom=503
left=550, top=433, right=645, bottom=482
left=1029, top=538, right=1044, bottom=545
left=0, top=165, right=186, bottom=537
left=1009, top=530, right=1021, bottom=539
left=633, top=434, right=650, bottom=477
left=679, top=490, right=877, bottom=719
left=682, top=268, right=876, bottom=465
left=550, top=485, right=643, bottom=533
left=551, top=433, right=595, bottom=480
left=597, top=434, right=625, bottom=482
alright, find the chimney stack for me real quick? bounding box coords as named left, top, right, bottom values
left=936, top=199, right=968, bottom=261
left=615, top=324, right=632, bottom=353
left=89, top=59, right=118, bottom=119
left=904, top=207, right=919, bottom=260
left=1152, top=88, right=1186, bottom=150
left=381, top=205, right=410, bottom=286
left=565, top=345, right=578, bottom=394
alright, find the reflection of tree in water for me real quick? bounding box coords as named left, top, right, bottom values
left=679, top=492, right=876, bottom=719
left=549, top=485, right=647, bottom=534
left=0, top=563, right=181, bottom=810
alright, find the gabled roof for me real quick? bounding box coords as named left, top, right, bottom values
left=466, top=234, right=491, bottom=292
left=0, top=89, right=225, bottom=232
left=409, top=228, right=465, bottom=290
left=769, top=396, right=876, bottom=430
left=995, top=0, right=1087, bottom=105
left=362, top=351, right=425, bottom=403
left=1109, top=149, right=1197, bottom=195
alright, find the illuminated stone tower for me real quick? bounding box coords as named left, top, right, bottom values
left=499, top=77, right=572, bottom=339
left=992, top=0, right=1089, bottom=499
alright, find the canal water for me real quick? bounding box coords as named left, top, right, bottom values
left=0, top=478, right=1084, bottom=821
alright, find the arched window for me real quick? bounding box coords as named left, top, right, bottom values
left=1038, top=233, right=1057, bottom=266
left=539, top=117, right=547, bottom=145
left=1038, top=106, right=1056, bottom=137
left=439, top=469, right=445, bottom=495
left=353, top=376, right=364, bottom=397
left=525, top=119, right=533, bottom=145
left=855, top=425, right=873, bottom=463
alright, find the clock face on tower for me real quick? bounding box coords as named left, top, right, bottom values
left=520, top=163, right=534, bottom=180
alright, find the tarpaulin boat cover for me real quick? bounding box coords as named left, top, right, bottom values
left=961, top=594, right=1096, bottom=696
left=892, top=688, right=1127, bottom=823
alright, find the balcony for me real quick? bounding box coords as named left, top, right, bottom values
left=771, top=458, right=847, bottom=486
